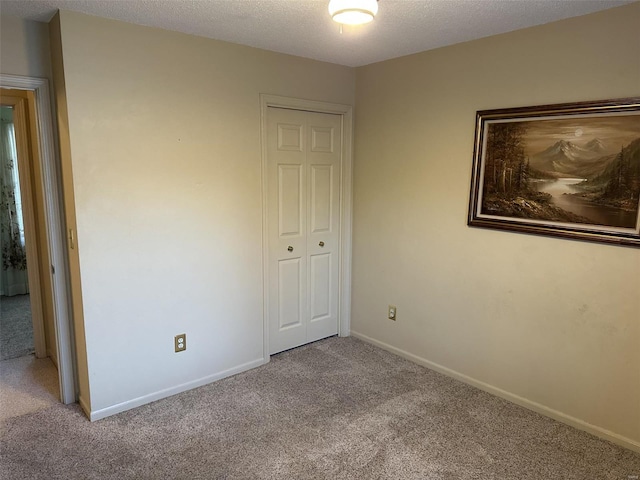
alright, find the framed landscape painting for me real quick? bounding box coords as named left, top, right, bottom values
left=468, top=98, right=640, bottom=247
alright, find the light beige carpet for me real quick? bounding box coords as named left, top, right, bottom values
left=0, top=354, right=59, bottom=421
left=0, top=337, right=638, bottom=479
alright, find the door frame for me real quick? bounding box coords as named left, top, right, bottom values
left=260, top=94, right=353, bottom=359
left=0, top=74, right=77, bottom=404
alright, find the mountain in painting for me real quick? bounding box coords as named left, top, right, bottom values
left=529, top=138, right=615, bottom=178
left=583, top=138, right=607, bottom=154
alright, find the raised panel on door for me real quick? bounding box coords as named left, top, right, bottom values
left=309, top=253, right=331, bottom=322
left=278, top=164, right=302, bottom=237
left=278, top=258, right=303, bottom=329
left=278, top=123, right=303, bottom=152
left=310, top=126, right=334, bottom=153
left=310, top=165, right=332, bottom=234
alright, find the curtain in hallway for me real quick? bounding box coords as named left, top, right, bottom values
left=0, top=107, right=29, bottom=296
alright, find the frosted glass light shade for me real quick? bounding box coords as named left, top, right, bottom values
left=328, top=0, right=378, bottom=25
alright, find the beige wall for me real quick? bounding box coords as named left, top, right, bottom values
left=1, top=16, right=58, bottom=365
left=53, top=11, right=355, bottom=416
left=353, top=3, right=640, bottom=450
left=0, top=16, right=52, bottom=79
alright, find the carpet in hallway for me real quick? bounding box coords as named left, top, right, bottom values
left=0, top=294, right=34, bottom=361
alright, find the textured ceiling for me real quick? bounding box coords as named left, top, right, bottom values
left=0, top=0, right=634, bottom=67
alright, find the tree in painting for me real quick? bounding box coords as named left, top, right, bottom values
left=587, top=140, right=640, bottom=212
left=483, top=123, right=529, bottom=196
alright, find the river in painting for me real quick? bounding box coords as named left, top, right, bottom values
left=529, top=178, right=638, bottom=228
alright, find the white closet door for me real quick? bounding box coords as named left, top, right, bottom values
left=267, top=107, right=341, bottom=355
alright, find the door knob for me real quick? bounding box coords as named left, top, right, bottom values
left=319, top=241, right=325, bottom=247
left=287, top=246, right=294, bottom=252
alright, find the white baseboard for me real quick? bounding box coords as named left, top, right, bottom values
left=87, top=357, right=268, bottom=421
left=351, top=330, right=640, bottom=454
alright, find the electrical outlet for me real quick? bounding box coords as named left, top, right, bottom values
left=388, top=305, right=397, bottom=321
left=174, top=334, right=186, bottom=352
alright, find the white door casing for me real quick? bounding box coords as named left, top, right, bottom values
left=260, top=95, right=353, bottom=358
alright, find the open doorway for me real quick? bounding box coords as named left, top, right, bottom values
left=0, top=77, right=76, bottom=409
left=1, top=104, right=36, bottom=361
left=1, top=90, right=60, bottom=418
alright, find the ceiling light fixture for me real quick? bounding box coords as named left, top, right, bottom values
left=328, top=0, right=378, bottom=26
